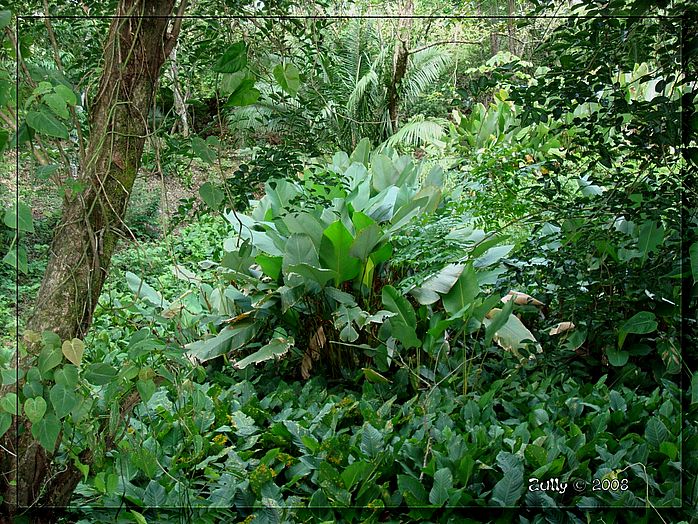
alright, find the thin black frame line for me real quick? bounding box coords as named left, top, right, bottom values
left=13, top=10, right=20, bottom=514
left=10, top=8, right=687, bottom=514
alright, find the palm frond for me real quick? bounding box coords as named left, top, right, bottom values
left=347, top=69, right=379, bottom=114
left=383, top=115, right=448, bottom=148
left=401, top=49, right=452, bottom=105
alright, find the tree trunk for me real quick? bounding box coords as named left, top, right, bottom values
left=169, top=45, right=190, bottom=137
left=507, top=0, right=517, bottom=55
left=387, top=0, right=413, bottom=135
left=0, top=0, right=183, bottom=520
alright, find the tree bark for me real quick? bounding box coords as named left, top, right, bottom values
left=387, top=0, right=413, bottom=134
left=0, top=0, right=183, bottom=520
left=169, top=45, right=190, bottom=137
left=507, top=0, right=517, bottom=55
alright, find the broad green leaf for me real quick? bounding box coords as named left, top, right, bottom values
left=0, top=393, right=17, bottom=415
left=429, top=468, right=453, bottom=506
left=618, top=311, right=657, bottom=349
left=637, top=220, right=664, bottom=265
left=442, top=264, right=479, bottom=315
left=0, top=413, right=10, bottom=439
left=645, top=417, right=668, bottom=449
left=369, top=242, right=392, bottom=265
left=341, top=460, right=371, bottom=490
left=256, top=254, right=282, bottom=280
left=126, top=271, right=170, bottom=308
left=54, top=84, right=77, bottom=106
left=362, top=368, right=391, bottom=384
left=3, top=202, right=34, bottom=232
left=692, top=372, right=698, bottom=405
left=350, top=138, right=371, bottom=166
left=61, top=338, right=84, bottom=366
left=371, top=154, right=399, bottom=192
left=488, top=309, right=541, bottom=355
left=349, top=223, right=381, bottom=261
left=143, top=480, right=167, bottom=507
left=54, top=365, right=79, bottom=388
left=198, top=181, right=224, bottom=209
left=273, top=63, right=301, bottom=96
left=360, top=423, right=383, bottom=457
left=225, top=75, right=259, bottom=107
left=524, top=444, right=547, bottom=469
left=229, top=411, right=258, bottom=437
left=492, top=468, right=523, bottom=506
left=220, top=71, right=245, bottom=94
left=285, top=263, right=336, bottom=287
left=42, top=331, right=61, bottom=350
left=473, top=244, right=514, bottom=268
left=233, top=336, right=293, bottom=369
left=382, top=285, right=420, bottom=349
left=38, top=344, right=63, bottom=375
left=31, top=413, right=60, bottom=452
left=606, top=348, right=629, bottom=367
left=659, top=441, right=677, bottom=460
left=412, top=263, right=465, bottom=306
left=192, top=137, right=216, bottom=165
left=84, top=363, right=118, bottom=385
left=283, top=233, right=319, bottom=268
left=398, top=474, right=429, bottom=506
left=185, top=322, right=259, bottom=363
left=0, top=129, right=8, bottom=152
left=137, top=379, right=156, bottom=403
left=213, top=41, right=248, bottom=73
left=43, top=92, right=68, bottom=119
left=26, top=109, right=69, bottom=139
left=484, top=300, right=514, bottom=345
left=49, top=383, right=77, bottom=419
left=24, top=397, right=47, bottom=424
left=319, top=221, right=361, bottom=285
left=3, top=245, right=28, bottom=274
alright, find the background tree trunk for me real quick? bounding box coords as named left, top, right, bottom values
left=169, top=45, right=190, bottom=137
left=0, top=0, right=182, bottom=520
left=387, top=0, right=414, bottom=134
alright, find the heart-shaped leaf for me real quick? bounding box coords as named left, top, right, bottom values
left=24, top=396, right=47, bottom=424
left=213, top=41, right=248, bottom=73
left=31, top=413, right=60, bottom=453
left=0, top=393, right=17, bottom=415
left=49, top=383, right=77, bottom=419
left=26, top=109, right=69, bottom=139
left=273, top=63, right=301, bottom=96
left=62, top=338, right=84, bottom=366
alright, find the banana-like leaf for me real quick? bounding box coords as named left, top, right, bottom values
left=185, top=321, right=259, bottom=363
left=234, top=336, right=293, bottom=369
left=319, top=221, right=361, bottom=285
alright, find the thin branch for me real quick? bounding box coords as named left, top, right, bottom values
left=409, top=39, right=483, bottom=55
left=490, top=31, right=528, bottom=47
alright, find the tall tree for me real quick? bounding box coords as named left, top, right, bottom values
left=0, top=0, right=186, bottom=519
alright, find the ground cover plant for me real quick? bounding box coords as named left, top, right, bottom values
left=0, top=0, right=694, bottom=523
